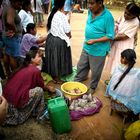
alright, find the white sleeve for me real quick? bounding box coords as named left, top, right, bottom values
left=18, top=10, right=25, bottom=23
left=62, top=15, right=71, bottom=33
left=124, top=23, right=139, bottom=38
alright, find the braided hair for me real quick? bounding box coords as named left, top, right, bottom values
left=114, top=49, right=136, bottom=90
left=47, top=0, right=66, bottom=31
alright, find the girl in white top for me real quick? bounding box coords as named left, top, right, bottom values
left=18, top=0, right=34, bottom=33
left=42, top=0, right=72, bottom=82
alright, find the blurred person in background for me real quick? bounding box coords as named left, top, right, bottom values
left=2, top=0, right=23, bottom=77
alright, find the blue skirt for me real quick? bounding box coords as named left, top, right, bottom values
left=2, top=35, right=21, bottom=57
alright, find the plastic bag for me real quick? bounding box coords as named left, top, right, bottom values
left=60, top=66, right=77, bottom=82
left=41, top=72, right=53, bottom=84
left=69, top=96, right=102, bottom=121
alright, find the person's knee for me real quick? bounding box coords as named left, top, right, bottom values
left=33, top=87, right=44, bottom=96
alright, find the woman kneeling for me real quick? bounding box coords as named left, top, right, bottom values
left=3, top=49, right=55, bottom=125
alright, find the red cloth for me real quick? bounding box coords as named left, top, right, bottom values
left=3, top=65, right=44, bottom=108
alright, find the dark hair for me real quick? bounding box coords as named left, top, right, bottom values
left=26, top=23, right=36, bottom=33
left=95, top=0, right=103, bottom=3
left=30, top=46, right=39, bottom=51
left=9, top=49, right=38, bottom=79
left=23, top=49, right=38, bottom=66
left=114, top=49, right=136, bottom=90
left=126, top=3, right=140, bottom=18
left=22, top=0, right=31, bottom=10
left=47, top=0, right=66, bottom=31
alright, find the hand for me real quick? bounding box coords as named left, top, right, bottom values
left=85, top=39, right=96, bottom=45
left=47, top=85, right=56, bottom=93
left=6, top=30, right=15, bottom=37
left=0, top=96, right=8, bottom=124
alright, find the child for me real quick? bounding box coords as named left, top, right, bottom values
left=105, top=3, right=140, bottom=74
left=18, top=0, right=34, bottom=33
left=20, top=23, right=47, bottom=58
left=105, top=49, right=140, bottom=115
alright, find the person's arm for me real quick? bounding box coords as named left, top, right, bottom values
left=114, top=34, right=129, bottom=41
left=43, top=85, right=56, bottom=93
left=63, top=14, right=71, bottom=38
left=36, top=35, right=47, bottom=44
left=34, top=70, right=56, bottom=93
left=18, top=10, right=25, bottom=24
left=6, top=7, right=16, bottom=37
left=7, top=7, right=16, bottom=31
left=48, top=0, right=52, bottom=14
left=0, top=96, right=8, bottom=124
left=85, top=36, right=111, bottom=45
left=66, top=32, right=72, bottom=38
left=29, top=6, right=34, bottom=17
left=114, top=20, right=139, bottom=42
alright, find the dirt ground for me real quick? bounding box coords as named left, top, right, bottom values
left=0, top=9, right=140, bottom=140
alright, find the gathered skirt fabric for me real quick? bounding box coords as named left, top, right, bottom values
left=4, top=87, right=45, bottom=125
left=43, top=33, right=72, bottom=77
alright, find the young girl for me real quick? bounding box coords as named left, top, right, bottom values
left=42, top=0, right=72, bottom=82
left=106, top=49, right=140, bottom=115
left=105, top=3, right=140, bottom=74
left=18, top=0, right=34, bottom=33
left=20, top=23, right=47, bottom=58
left=3, top=49, right=55, bottom=125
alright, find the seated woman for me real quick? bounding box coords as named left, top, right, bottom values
left=105, top=49, right=140, bottom=115
left=2, top=49, right=55, bottom=125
